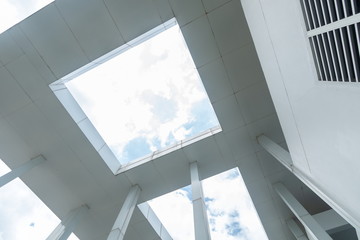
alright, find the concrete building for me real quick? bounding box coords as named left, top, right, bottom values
left=0, top=0, right=359, bottom=239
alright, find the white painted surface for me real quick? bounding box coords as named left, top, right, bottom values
left=0, top=0, right=332, bottom=239
left=138, top=203, right=172, bottom=240
left=190, top=162, right=211, bottom=240
left=0, top=155, right=45, bottom=187
left=108, top=186, right=141, bottom=240
left=241, top=0, right=360, bottom=230
left=312, top=209, right=349, bottom=232
left=287, top=219, right=308, bottom=240
left=47, top=205, right=88, bottom=240
left=274, top=183, right=331, bottom=240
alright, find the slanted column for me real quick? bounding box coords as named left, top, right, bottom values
left=257, top=135, right=292, bottom=168
left=357, top=229, right=360, bottom=240
left=274, top=183, right=332, bottom=240
left=107, top=185, right=141, bottom=240
left=0, top=155, right=45, bottom=187
left=190, top=162, right=211, bottom=240
left=47, top=205, right=89, bottom=240
left=287, top=219, right=309, bottom=240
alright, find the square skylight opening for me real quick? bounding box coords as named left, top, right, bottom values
left=144, top=168, right=268, bottom=240
left=0, top=0, right=54, bottom=34
left=50, top=19, right=220, bottom=174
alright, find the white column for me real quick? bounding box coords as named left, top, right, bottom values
left=47, top=205, right=89, bottom=240
left=107, top=185, right=141, bottom=240
left=287, top=219, right=309, bottom=240
left=190, top=162, right=211, bottom=240
left=258, top=135, right=360, bottom=232
left=0, top=155, right=45, bottom=188
left=257, top=135, right=292, bottom=169
left=274, top=183, right=332, bottom=240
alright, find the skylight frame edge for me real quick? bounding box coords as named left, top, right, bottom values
left=49, top=18, right=179, bottom=175
left=49, top=81, right=121, bottom=174
left=50, top=17, right=221, bottom=175
left=115, top=126, right=222, bottom=175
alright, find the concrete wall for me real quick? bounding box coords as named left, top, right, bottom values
left=241, top=0, right=360, bottom=231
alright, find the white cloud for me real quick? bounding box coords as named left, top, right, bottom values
left=0, top=0, right=53, bottom=34
left=67, top=24, right=218, bottom=164
left=150, top=168, right=268, bottom=240
left=203, top=169, right=268, bottom=240
left=148, top=189, right=195, bottom=240
left=0, top=1, right=19, bottom=33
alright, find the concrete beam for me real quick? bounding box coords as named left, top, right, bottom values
left=274, top=183, right=331, bottom=240
left=257, top=135, right=292, bottom=169
left=46, top=205, right=89, bottom=240
left=258, top=134, right=360, bottom=230
left=0, top=155, right=45, bottom=188
left=287, top=219, right=309, bottom=240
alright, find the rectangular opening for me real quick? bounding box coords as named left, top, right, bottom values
left=50, top=19, right=221, bottom=174
left=146, top=168, right=268, bottom=240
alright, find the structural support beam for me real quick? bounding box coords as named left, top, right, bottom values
left=138, top=202, right=173, bottom=240
left=107, top=185, right=141, bottom=240
left=190, top=162, right=211, bottom=240
left=287, top=219, right=309, bottom=240
left=257, top=135, right=292, bottom=169
left=46, top=205, right=89, bottom=240
left=0, top=155, right=45, bottom=188
left=274, top=183, right=332, bottom=240
left=258, top=135, right=360, bottom=230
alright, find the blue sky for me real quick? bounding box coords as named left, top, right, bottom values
left=0, top=1, right=268, bottom=239
left=148, top=168, right=268, bottom=240
left=67, top=23, right=219, bottom=165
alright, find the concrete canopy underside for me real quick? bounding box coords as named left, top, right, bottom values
left=0, top=0, right=330, bottom=239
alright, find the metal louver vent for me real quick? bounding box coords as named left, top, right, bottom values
left=300, top=0, right=360, bottom=82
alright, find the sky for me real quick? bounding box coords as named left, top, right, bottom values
left=148, top=168, right=268, bottom=240
left=0, top=1, right=268, bottom=239
left=0, top=0, right=53, bottom=34
left=66, top=24, right=219, bottom=165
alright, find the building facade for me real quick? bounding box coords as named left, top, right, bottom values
left=0, top=0, right=359, bottom=239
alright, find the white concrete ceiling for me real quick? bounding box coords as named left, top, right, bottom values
left=0, top=0, right=330, bottom=239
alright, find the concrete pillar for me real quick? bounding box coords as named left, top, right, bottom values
left=190, top=162, right=211, bottom=240
left=287, top=219, right=309, bottom=240
left=274, top=183, right=332, bottom=240
left=259, top=135, right=360, bottom=233
left=0, top=155, right=45, bottom=188
left=107, top=185, right=141, bottom=240
left=46, top=205, right=89, bottom=240
left=257, top=135, right=292, bottom=168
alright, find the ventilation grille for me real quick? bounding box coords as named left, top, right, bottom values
left=301, top=0, right=360, bottom=82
